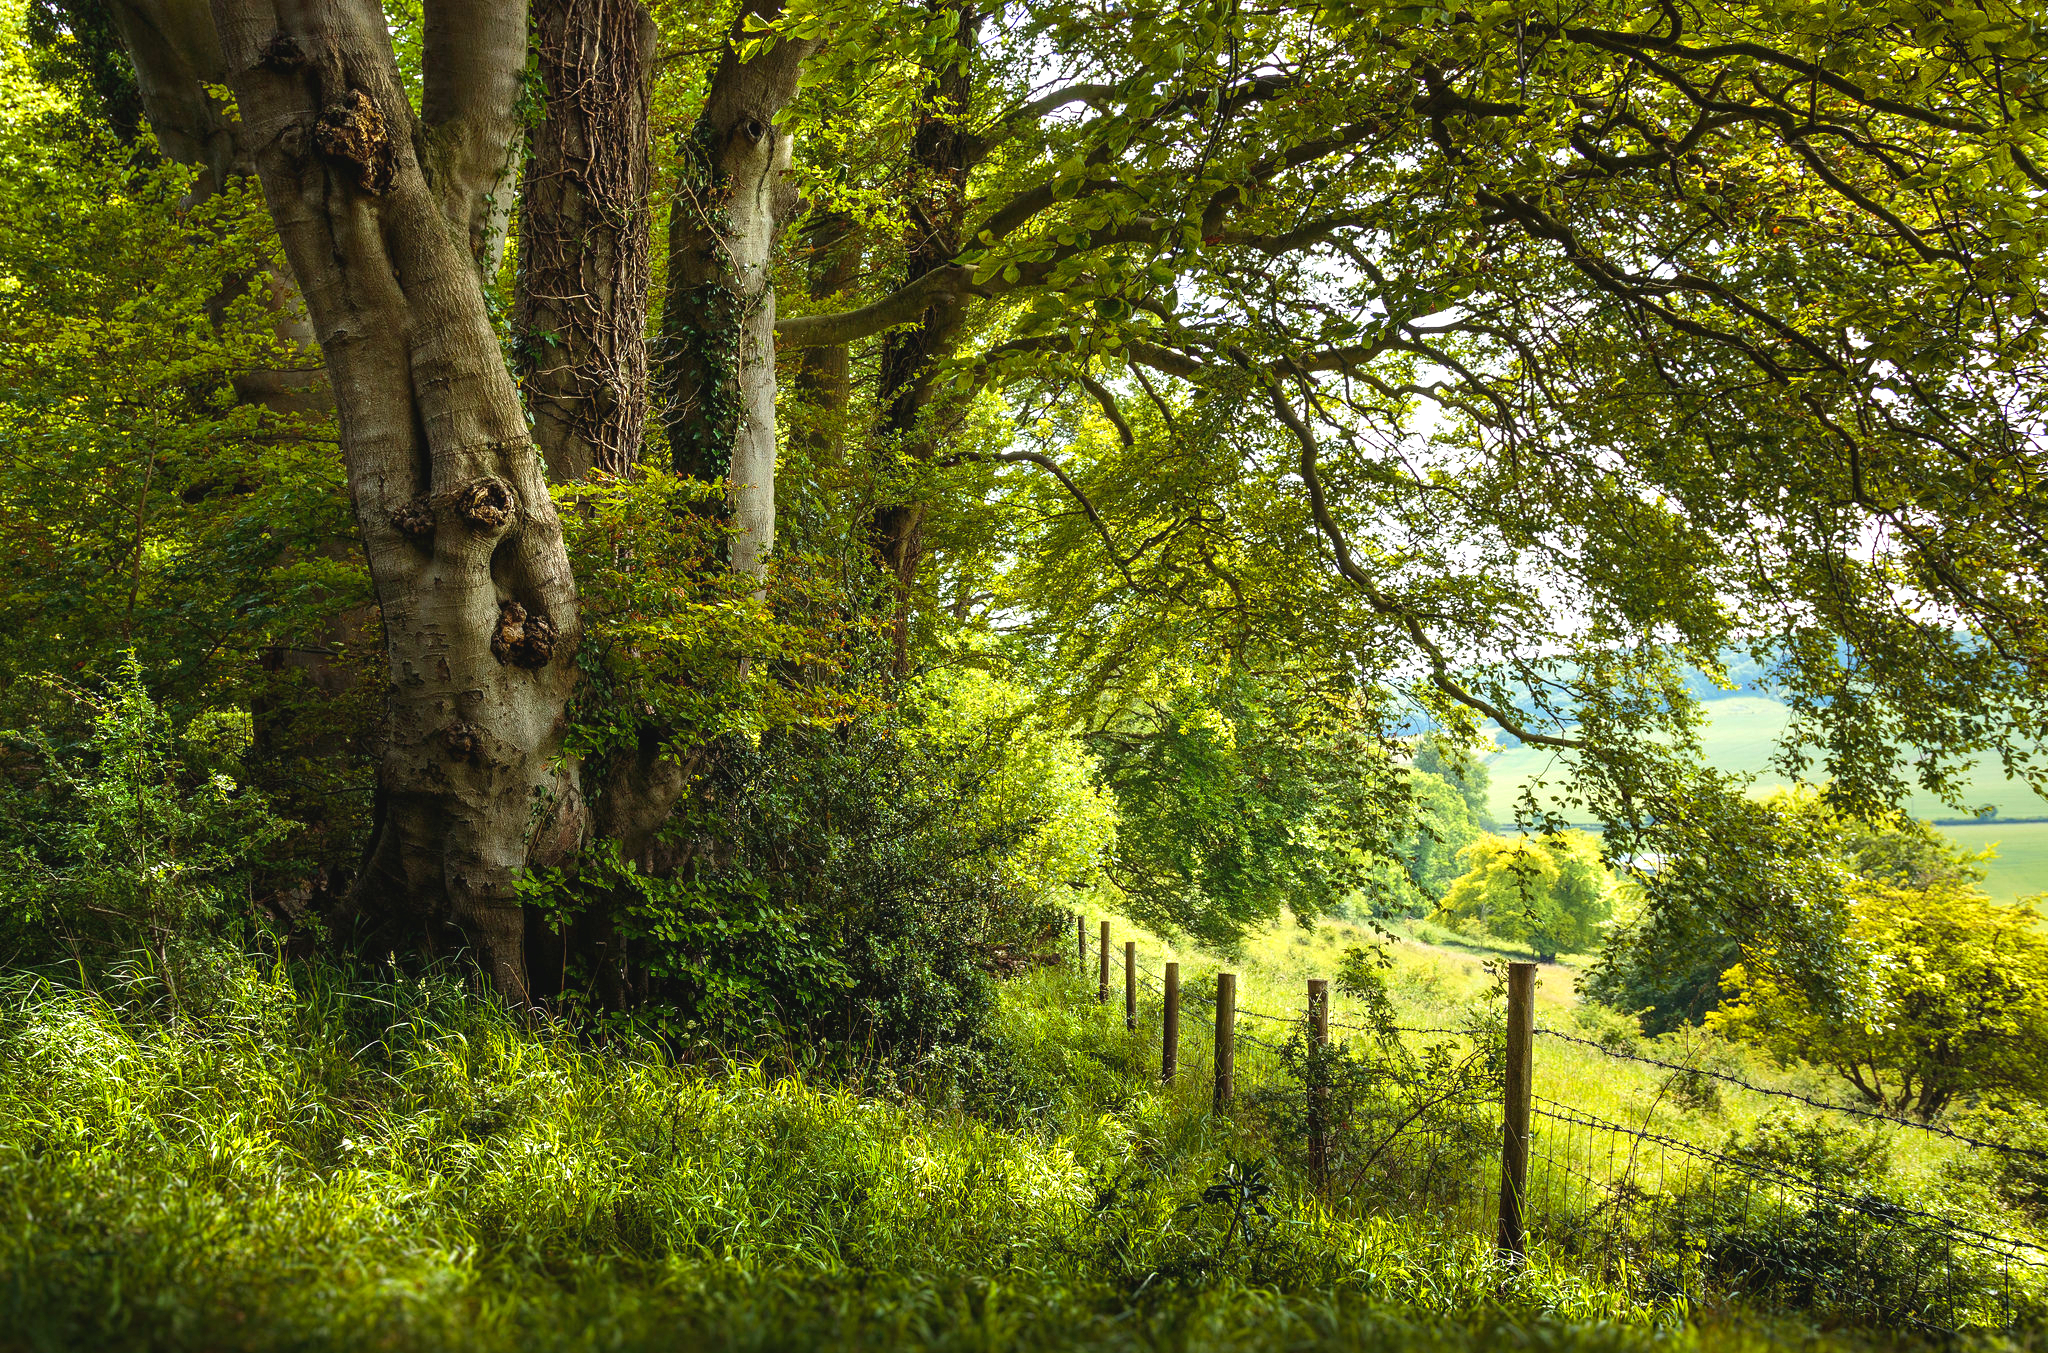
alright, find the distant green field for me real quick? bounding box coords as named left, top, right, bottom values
left=1944, top=820, right=2048, bottom=904
left=1485, top=695, right=2048, bottom=902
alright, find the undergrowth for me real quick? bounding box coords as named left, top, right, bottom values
left=0, top=956, right=1909, bottom=1352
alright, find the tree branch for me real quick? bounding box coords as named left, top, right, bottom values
left=775, top=263, right=975, bottom=347
left=1243, top=351, right=1585, bottom=751
left=1076, top=371, right=1134, bottom=446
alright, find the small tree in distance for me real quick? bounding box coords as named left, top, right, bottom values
left=1435, top=832, right=1618, bottom=963
left=1710, top=880, right=2048, bottom=1119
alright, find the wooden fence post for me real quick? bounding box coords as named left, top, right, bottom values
left=1076, top=913, right=1086, bottom=975
left=1124, top=941, right=1137, bottom=1030
left=1213, top=972, right=1236, bottom=1111
left=1098, top=921, right=1110, bottom=1003
left=1498, top=961, right=1536, bottom=1258
left=1307, top=977, right=1330, bottom=1186
left=1162, top=962, right=1179, bottom=1081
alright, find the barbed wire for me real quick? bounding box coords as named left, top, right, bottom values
left=1056, top=925, right=2044, bottom=1331
left=1080, top=950, right=1478, bottom=1046
left=1531, top=1095, right=2048, bottom=1262
left=1092, top=959, right=2034, bottom=1172
left=1535, top=1027, right=2048, bottom=1163
left=1236, top=1026, right=1292, bottom=1055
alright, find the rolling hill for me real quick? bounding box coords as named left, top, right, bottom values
left=1484, top=695, right=2048, bottom=902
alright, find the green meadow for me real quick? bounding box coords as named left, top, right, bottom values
left=1487, top=696, right=2048, bottom=901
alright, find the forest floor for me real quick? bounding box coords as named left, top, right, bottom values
left=0, top=941, right=2027, bottom=1352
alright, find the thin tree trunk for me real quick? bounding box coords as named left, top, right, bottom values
left=870, top=1, right=979, bottom=668
left=420, top=0, right=530, bottom=276
left=515, top=0, right=658, bottom=481
left=791, top=210, right=859, bottom=468
left=657, top=0, right=818, bottom=579
left=203, top=0, right=579, bottom=1000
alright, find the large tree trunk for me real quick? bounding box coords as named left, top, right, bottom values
left=657, top=1, right=817, bottom=579
left=515, top=0, right=658, bottom=482
left=420, top=0, right=529, bottom=275
left=869, top=1, right=980, bottom=667
left=204, top=0, right=577, bottom=1000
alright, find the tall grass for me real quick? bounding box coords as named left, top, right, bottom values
left=1084, top=905, right=2048, bottom=1326
left=0, top=953, right=1848, bottom=1352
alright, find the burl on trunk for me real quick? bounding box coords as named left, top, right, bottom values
left=209, top=0, right=581, bottom=999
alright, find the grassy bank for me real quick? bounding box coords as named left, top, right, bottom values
left=1080, top=906, right=2048, bottom=1312
left=0, top=953, right=1884, bottom=1353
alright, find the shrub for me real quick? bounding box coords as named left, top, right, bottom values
left=0, top=657, right=287, bottom=999
left=527, top=686, right=1098, bottom=1055
left=1583, top=795, right=2000, bottom=1036
left=1708, top=879, right=2048, bottom=1118
left=1940, top=1101, right=2048, bottom=1222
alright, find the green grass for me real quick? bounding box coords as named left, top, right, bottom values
left=1484, top=695, right=2048, bottom=900
left=1081, top=903, right=2047, bottom=1317
left=2, top=953, right=1853, bottom=1353
left=1943, top=821, right=2048, bottom=904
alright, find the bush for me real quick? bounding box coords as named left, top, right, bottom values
left=1583, top=796, right=2002, bottom=1037
left=1580, top=906, right=1736, bottom=1035
left=1938, top=1102, right=2048, bottom=1223
left=0, top=657, right=287, bottom=998
left=527, top=680, right=1104, bottom=1055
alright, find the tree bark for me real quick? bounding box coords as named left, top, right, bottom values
left=869, top=1, right=980, bottom=667
left=515, top=0, right=657, bottom=481
left=657, top=1, right=817, bottom=578
left=420, top=0, right=530, bottom=275
left=203, top=0, right=581, bottom=1000
left=791, top=210, right=859, bottom=468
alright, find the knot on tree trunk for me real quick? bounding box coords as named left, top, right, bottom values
left=443, top=721, right=487, bottom=764
left=315, top=89, right=396, bottom=195
left=390, top=495, right=435, bottom=538
left=456, top=477, right=517, bottom=531
left=257, top=33, right=307, bottom=70
left=390, top=479, right=517, bottom=540
left=491, top=601, right=558, bottom=668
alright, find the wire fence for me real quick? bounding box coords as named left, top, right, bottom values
left=1053, top=912, right=2048, bottom=1335
left=1532, top=1025, right=2048, bottom=1163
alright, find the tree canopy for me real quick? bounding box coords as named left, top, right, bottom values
left=1434, top=829, right=1618, bottom=959
left=1, top=0, right=2044, bottom=998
